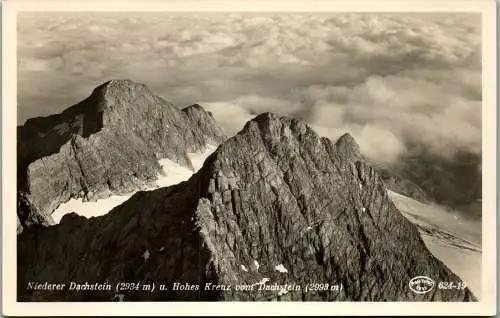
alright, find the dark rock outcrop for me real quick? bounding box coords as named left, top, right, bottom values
left=17, top=192, right=54, bottom=234
left=17, top=113, right=476, bottom=302
left=17, top=80, right=226, bottom=231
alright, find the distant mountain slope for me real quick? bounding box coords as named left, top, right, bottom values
left=394, top=147, right=482, bottom=219
left=388, top=190, right=482, bottom=298
left=377, top=167, right=430, bottom=203
left=16, top=80, right=226, bottom=232
left=18, top=113, right=476, bottom=302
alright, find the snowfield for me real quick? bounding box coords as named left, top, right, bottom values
left=388, top=190, right=482, bottom=299
left=51, top=145, right=217, bottom=223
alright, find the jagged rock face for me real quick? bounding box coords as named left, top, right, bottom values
left=17, top=113, right=475, bottom=302
left=333, top=134, right=429, bottom=203
left=17, top=80, right=226, bottom=230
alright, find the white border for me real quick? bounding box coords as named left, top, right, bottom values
left=2, top=0, right=497, bottom=316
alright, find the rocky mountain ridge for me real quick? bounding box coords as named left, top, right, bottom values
left=17, top=80, right=226, bottom=232
left=17, top=112, right=476, bottom=302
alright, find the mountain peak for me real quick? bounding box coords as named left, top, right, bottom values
left=334, top=132, right=363, bottom=161
left=17, top=107, right=476, bottom=301
left=182, top=104, right=217, bottom=121
left=18, top=110, right=476, bottom=301
left=249, top=112, right=301, bottom=127
left=240, top=112, right=282, bottom=132
left=17, top=82, right=226, bottom=230
left=337, top=132, right=357, bottom=145
left=239, top=112, right=312, bottom=141
left=93, top=79, right=150, bottom=95
left=182, top=103, right=205, bottom=111
left=252, top=111, right=280, bottom=122
left=88, top=79, right=157, bottom=113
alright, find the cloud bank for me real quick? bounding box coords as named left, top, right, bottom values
left=18, top=12, right=481, bottom=165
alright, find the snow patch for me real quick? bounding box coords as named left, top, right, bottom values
left=155, top=159, right=195, bottom=188
left=252, top=260, right=260, bottom=271
left=143, top=249, right=150, bottom=261
left=51, top=145, right=217, bottom=223
left=51, top=195, right=132, bottom=223
left=155, top=144, right=216, bottom=188
left=240, top=265, right=248, bottom=272
left=274, top=264, right=288, bottom=273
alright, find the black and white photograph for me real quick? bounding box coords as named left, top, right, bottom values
left=2, top=0, right=496, bottom=316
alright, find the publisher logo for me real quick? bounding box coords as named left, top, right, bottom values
left=409, top=276, right=435, bottom=294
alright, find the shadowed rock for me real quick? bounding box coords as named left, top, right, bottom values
left=17, top=192, right=54, bottom=234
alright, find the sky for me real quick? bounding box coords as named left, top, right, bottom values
left=17, top=12, right=481, bottom=166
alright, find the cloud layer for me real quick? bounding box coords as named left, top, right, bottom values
left=18, top=12, right=481, bottom=164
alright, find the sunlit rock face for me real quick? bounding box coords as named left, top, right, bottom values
left=17, top=113, right=476, bottom=302
left=50, top=145, right=217, bottom=223
left=16, top=80, right=226, bottom=232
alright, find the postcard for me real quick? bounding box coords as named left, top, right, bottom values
left=2, top=0, right=496, bottom=316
